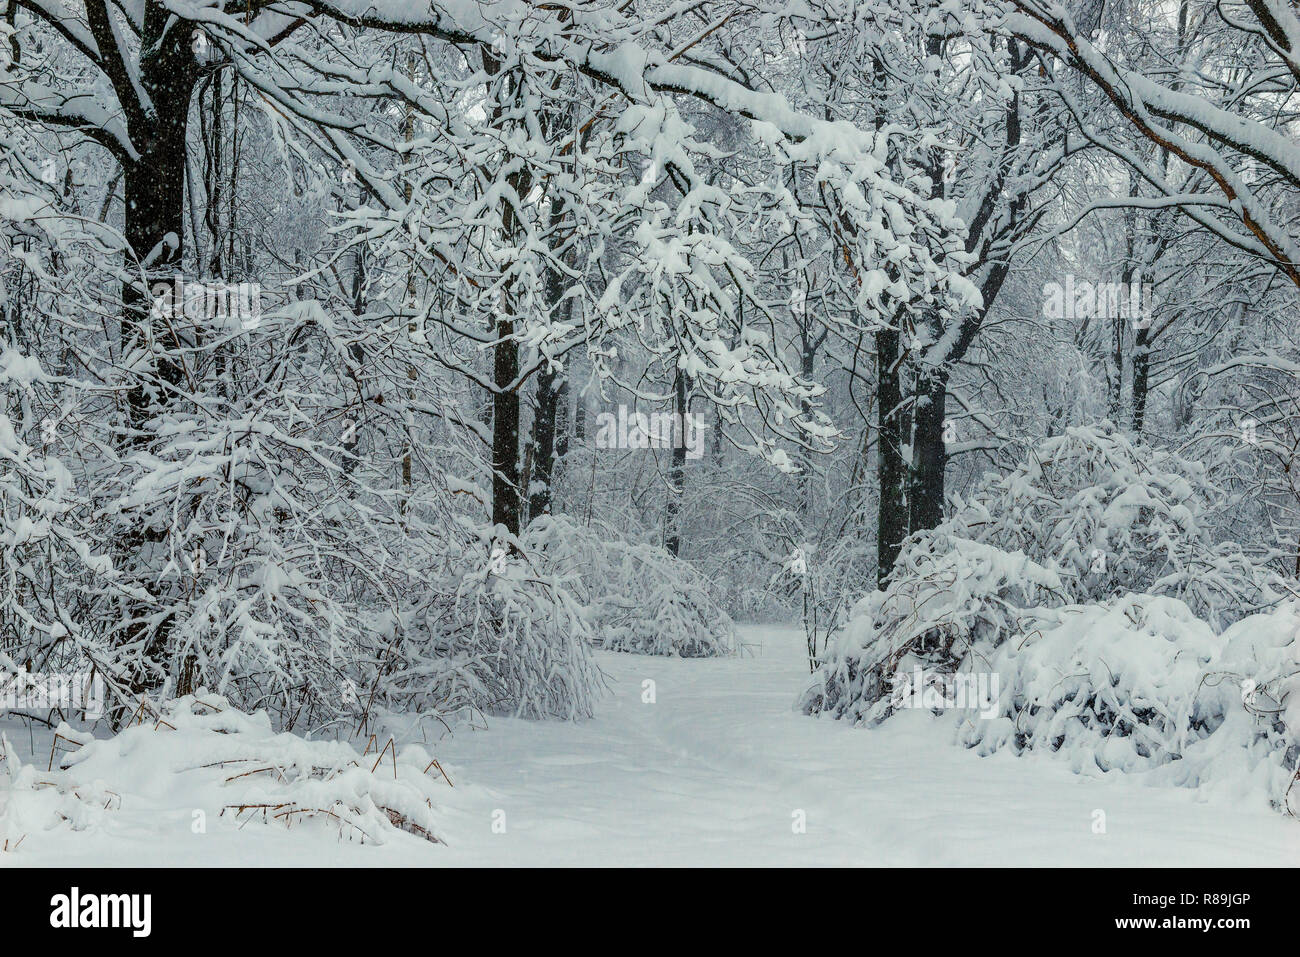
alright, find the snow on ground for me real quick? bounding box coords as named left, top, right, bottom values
left=4, top=624, right=1299, bottom=867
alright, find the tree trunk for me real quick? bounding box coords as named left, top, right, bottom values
left=116, top=14, right=200, bottom=700
left=481, top=51, right=531, bottom=538
left=491, top=322, right=522, bottom=535
left=666, top=371, right=688, bottom=556
left=908, top=366, right=949, bottom=536
left=527, top=367, right=562, bottom=522
left=524, top=182, right=572, bottom=525
left=876, top=326, right=907, bottom=587
left=1132, top=322, right=1152, bottom=433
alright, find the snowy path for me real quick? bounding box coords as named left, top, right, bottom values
left=7, top=624, right=1299, bottom=866
left=427, top=624, right=1300, bottom=866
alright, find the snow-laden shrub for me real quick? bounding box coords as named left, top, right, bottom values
left=953, top=596, right=1300, bottom=811
left=0, top=731, right=121, bottom=851
left=383, top=534, right=606, bottom=722
left=941, top=423, right=1281, bottom=627
left=801, top=426, right=1300, bottom=810
left=76, top=300, right=604, bottom=731
left=1205, top=602, right=1300, bottom=809
left=0, top=345, right=143, bottom=712
left=798, top=534, right=1066, bottom=723
left=95, top=302, right=413, bottom=722
left=0, top=205, right=608, bottom=733
left=1, top=694, right=448, bottom=852
left=804, top=425, right=1281, bottom=722
left=959, top=595, right=1224, bottom=771
left=801, top=545, right=1300, bottom=809
left=523, top=515, right=736, bottom=657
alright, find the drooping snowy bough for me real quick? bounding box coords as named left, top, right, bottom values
left=383, top=533, right=606, bottom=723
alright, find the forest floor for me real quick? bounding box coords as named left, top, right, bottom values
left=5, top=624, right=1298, bottom=866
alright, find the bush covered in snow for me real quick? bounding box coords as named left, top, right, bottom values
left=0, top=294, right=606, bottom=731
left=799, top=533, right=1067, bottom=723
left=962, top=595, right=1223, bottom=771
left=523, top=515, right=737, bottom=658
left=956, top=596, right=1300, bottom=811
left=801, top=426, right=1300, bottom=811
left=0, top=694, right=449, bottom=852
left=939, top=424, right=1282, bottom=626
left=380, top=533, right=606, bottom=722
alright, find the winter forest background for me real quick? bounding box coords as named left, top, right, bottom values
left=4, top=0, right=1300, bottom=863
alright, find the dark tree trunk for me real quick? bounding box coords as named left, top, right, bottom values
left=1132, top=322, right=1152, bottom=434
left=122, top=120, right=192, bottom=409
left=342, top=198, right=367, bottom=478
left=121, top=9, right=199, bottom=424
left=527, top=367, right=561, bottom=522
left=665, top=371, right=688, bottom=557
left=876, top=326, right=907, bottom=588
left=1108, top=315, right=1124, bottom=421
left=908, top=367, right=949, bottom=536
left=115, top=12, right=201, bottom=701
left=525, top=185, right=572, bottom=525
left=491, top=323, right=522, bottom=535
left=482, top=51, right=529, bottom=537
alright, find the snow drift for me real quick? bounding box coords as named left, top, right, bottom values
left=0, top=694, right=449, bottom=854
